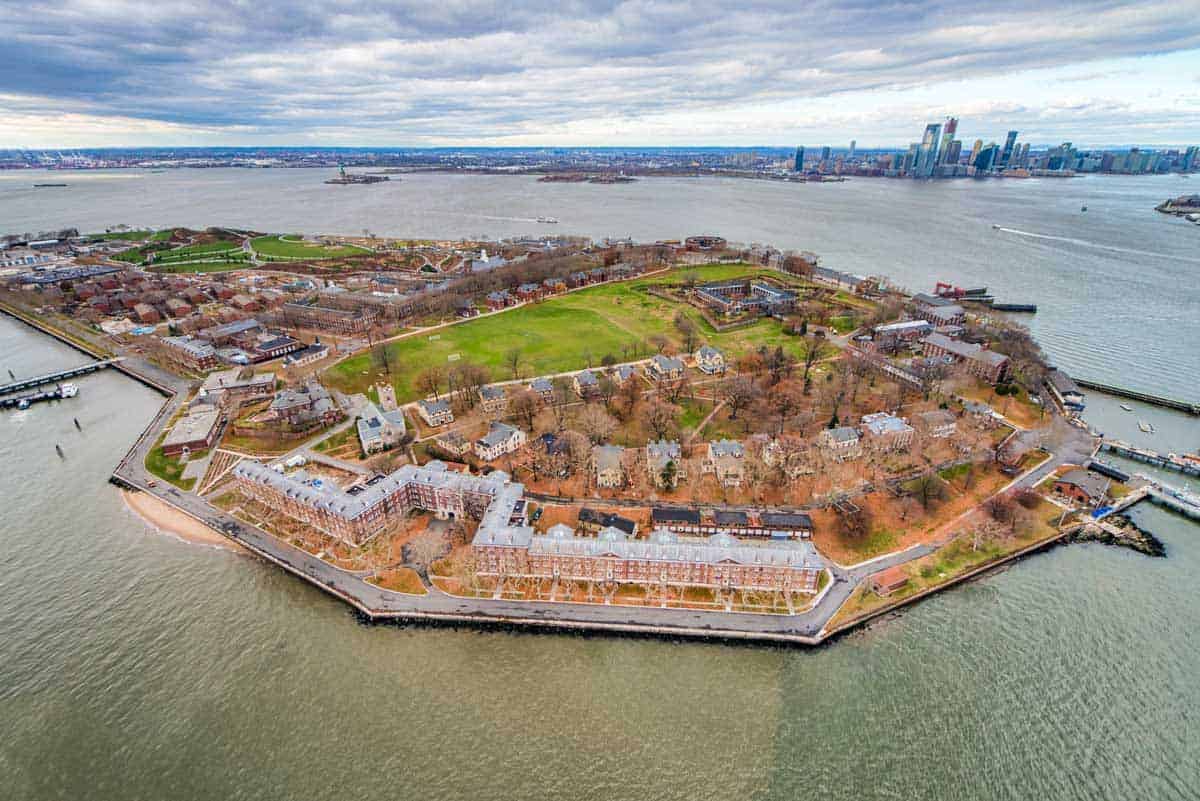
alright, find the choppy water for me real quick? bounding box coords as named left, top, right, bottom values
left=2, top=172, right=1200, bottom=800
left=1, top=168, right=1196, bottom=399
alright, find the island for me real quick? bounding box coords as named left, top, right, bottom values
left=3, top=225, right=1195, bottom=645
left=1155, top=194, right=1200, bottom=223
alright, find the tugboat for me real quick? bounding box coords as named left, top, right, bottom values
left=536, top=216, right=559, bottom=224
left=1120, top=403, right=1132, bottom=412
left=1081, top=204, right=1088, bottom=212
left=1138, top=420, right=1155, bottom=434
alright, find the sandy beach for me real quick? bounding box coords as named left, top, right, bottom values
left=122, top=489, right=247, bottom=553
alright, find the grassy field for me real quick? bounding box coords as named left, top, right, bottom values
left=150, top=259, right=249, bottom=274
left=251, top=235, right=370, bottom=260
left=144, top=438, right=200, bottom=491
left=325, top=264, right=828, bottom=400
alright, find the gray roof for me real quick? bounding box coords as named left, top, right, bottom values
left=651, top=354, right=685, bottom=373
left=478, top=421, right=521, bottom=448
left=163, top=407, right=220, bottom=449
left=593, top=444, right=624, bottom=471
left=1057, top=469, right=1109, bottom=499
left=575, top=369, right=598, bottom=386
left=696, top=345, right=723, bottom=359
left=479, top=384, right=505, bottom=400
left=530, top=377, right=553, bottom=392
left=824, top=426, right=860, bottom=443
left=708, top=439, right=744, bottom=458
left=646, top=439, right=681, bottom=468
left=528, top=528, right=823, bottom=570
left=861, top=412, right=914, bottom=436
left=419, top=398, right=451, bottom=414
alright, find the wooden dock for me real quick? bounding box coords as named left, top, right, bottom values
left=1074, top=379, right=1199, bottom=415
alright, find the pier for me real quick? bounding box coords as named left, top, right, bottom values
left=1099, top=480, right=1200, bottom=523
left=0, top=358, right=122, bottom=396
left=0, top=383, right=79, bottom=410
left=1074, top=379, right=1200, bottom=415
left=1100, top=440, right=1200, bottom=477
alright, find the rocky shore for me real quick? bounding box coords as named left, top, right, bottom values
left=1067, top=515, right=1166, bottom=557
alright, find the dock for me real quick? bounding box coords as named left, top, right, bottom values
left=0, top=358, right=122, bottom=396
left=1098, top=479, right=1200, bottom=523
left=1100, top=440, right=1200, bottom=477
left=0, top=383, right=79, bottom=410
left=1074, top=379, right=1199, bottom=415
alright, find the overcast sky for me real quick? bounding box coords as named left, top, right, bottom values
left=2, top=0, right=1199, bottom=148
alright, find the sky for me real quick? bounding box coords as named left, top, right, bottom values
left=2, top=0, right=1199, bottom=149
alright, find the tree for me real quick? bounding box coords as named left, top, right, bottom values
left=645, top=400, right=678, bottom=441
left=722, top=376, right=757, bottom=422
left=598, top=374, right=618, bottom=408
left=551, top=377, right=574, bottom=430
left=674, top=312, right=700, bottom=352
left=648, top=333, right=670, bottom=354
left=836, top=504, right=872, bottom=539
left=504, top=347, right=522, bottom=379
left=800, top=335, right=823, bottom=394
left=912, top=473, right=945, bottom=510
left=511, top=389, right=539, bottom=431
left=559, top=430, right=591, bottom=476
left=660, top=459, right=678, bottom=490
left=767, top=382, right=802, bottom=435
left=579, top=404, right=617, bottom=444
left=416, top=366, right=446, bottom=400
left=370, top=343, right=392, bottom=375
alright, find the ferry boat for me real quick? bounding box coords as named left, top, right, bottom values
left=1138, top=420, right=1154, bottom=434
left=536, top=216, right=559, bottom=224
left=1120, top=403, right=1133, bottom=412
left=59, top=383, right=79, bottom=398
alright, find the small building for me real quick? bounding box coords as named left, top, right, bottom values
left=475, top=421, right=527, bottom=461
left=161, top=406, right=221, bottom=456
left=486, top=290, right=513, bottom=311
left=1045, top=369, right=1085, bottom=412
left=873, top=319, right=932, bottom=348
left=282, top=341, right=330, bottom=369
left=1054, top=469, right=1109, bottom=506
left=356, top=401, right=406, bottom=454
left=199, top=368, right=275, bottom=405
left=577, top=507, right=638, bottom=537
left=702, top=439, right=745, bottom=487
left=651, top=506, right=702, bottom=534
left=593, top=444, right=625, bottom=488
left=160, top=335, right=218, bottom=371
left=695, top=345, right=726, bottom=375
left=612, top=364, right=637, bottom=384
left=819, top=426, right=862, bottom=461
left=870, top=566, right=910, bottom=597
left=927, top=304, right=965, bottom=326
left=417, top=398, right=454, bottom=427
left=915, top=409, right=957, bottom=439
left=922, top=333, right=1010, bottom=385
left=433, top=430, right=471, bottom=458
left=860, top=412, right=915, bottom=451
left=271, top=381, right=341, bottom=428
left=132, top=303, right=161, bottom=324
left=645, top=439, right=684, bottom=487
left=647, top=354, right=685, bottom=381
left=529, top=377, right=555, bottom=403
left=479, top=384, right=507, bottom=415
left=758, top=512, right=814, bottom=539
left=515, top=282, right=542, bottom=301
left=573, top=369, right=600, bottom=398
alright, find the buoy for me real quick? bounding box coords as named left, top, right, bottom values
left=74, top=417, right=82, bottom=430
left=7, top=369, right=13, bottom=380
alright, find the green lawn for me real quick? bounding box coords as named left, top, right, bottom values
left=251, top=235, right=370, bottom=260
left=324, top=264, right=830, bottom=400
left=144, top=438, right=200, bottom=491
left=155, top=240, right=242, bottom=260
left=151, top=259, right=249, bottom=274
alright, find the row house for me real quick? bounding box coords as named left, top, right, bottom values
left=515, top=282, right=543, bottom=302
left=486, top=290, right=514, bottom=311
left=529, top=377, right=555, bottom=403
left=645, top=439, right=684, bottom=488
left=479, top=384, right=508, bottom=415
left=593, top=444, right=625, bottom=488
left=161, top=335, right=218, bottom=371
left=577, top=508, right=638, bottom=537
left=542, top=277, right=567, bottom=294
left=573, top=369, right=600, bottom=398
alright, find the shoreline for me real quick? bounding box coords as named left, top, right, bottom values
left=121, top=489, right=248, bottom=553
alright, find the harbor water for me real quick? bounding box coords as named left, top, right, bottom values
left=1, top=171, right=1199, bottom=800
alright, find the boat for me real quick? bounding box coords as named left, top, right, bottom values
left=1081, top=205, right=1088, bottom=212
left=991, top=224, right=1001, bottom=229
left=1138, top=420, right=1154, bottom=433
left=59, top=383, right=79, bottom=398
left=17, top=398, right=29, bottom=410
left=1120, top=403, right=1132, bottom=412
left=536, top=216, right=559, bottom=224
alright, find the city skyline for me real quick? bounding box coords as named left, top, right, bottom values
left=3, top=1, right=1200, bottom=148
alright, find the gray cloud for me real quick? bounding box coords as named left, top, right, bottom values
left=2, top=0, right=1199, bottom=143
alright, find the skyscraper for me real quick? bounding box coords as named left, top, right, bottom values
left=1000, top=131, right=1019, bottom=166
left=970, top=139, right=983, bottom=165
left=939, top=118, right=958, bottom=165
left=917, top=123, right=942, bottom=177
left=793, top=146, right=805, bottom=172
left=974, top=143, right=999, bottom=172
left=848, top=140, right=856, bottom=159
left=1183, top=146, right=1198, bottom=171
left=820, top=146, right=832, bottom=162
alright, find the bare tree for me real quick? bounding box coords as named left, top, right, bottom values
left=416, top=366, right=446, bottom=401
left=504, top=347, right=522, bottom=379
left=800, top=335, right=824, bottom=394
left=767, top=382, right=802, bottom=435
left=578, top=404, right=617, bottom=444
left=722, top=376, right=757, bottom=421
left=510, top=389, right=539, bottom=431
left=911, top=473, right=946, bottom=511
left=674, top=312, right=700, bottom=352
left=645, top=400, right=678, bottom=441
